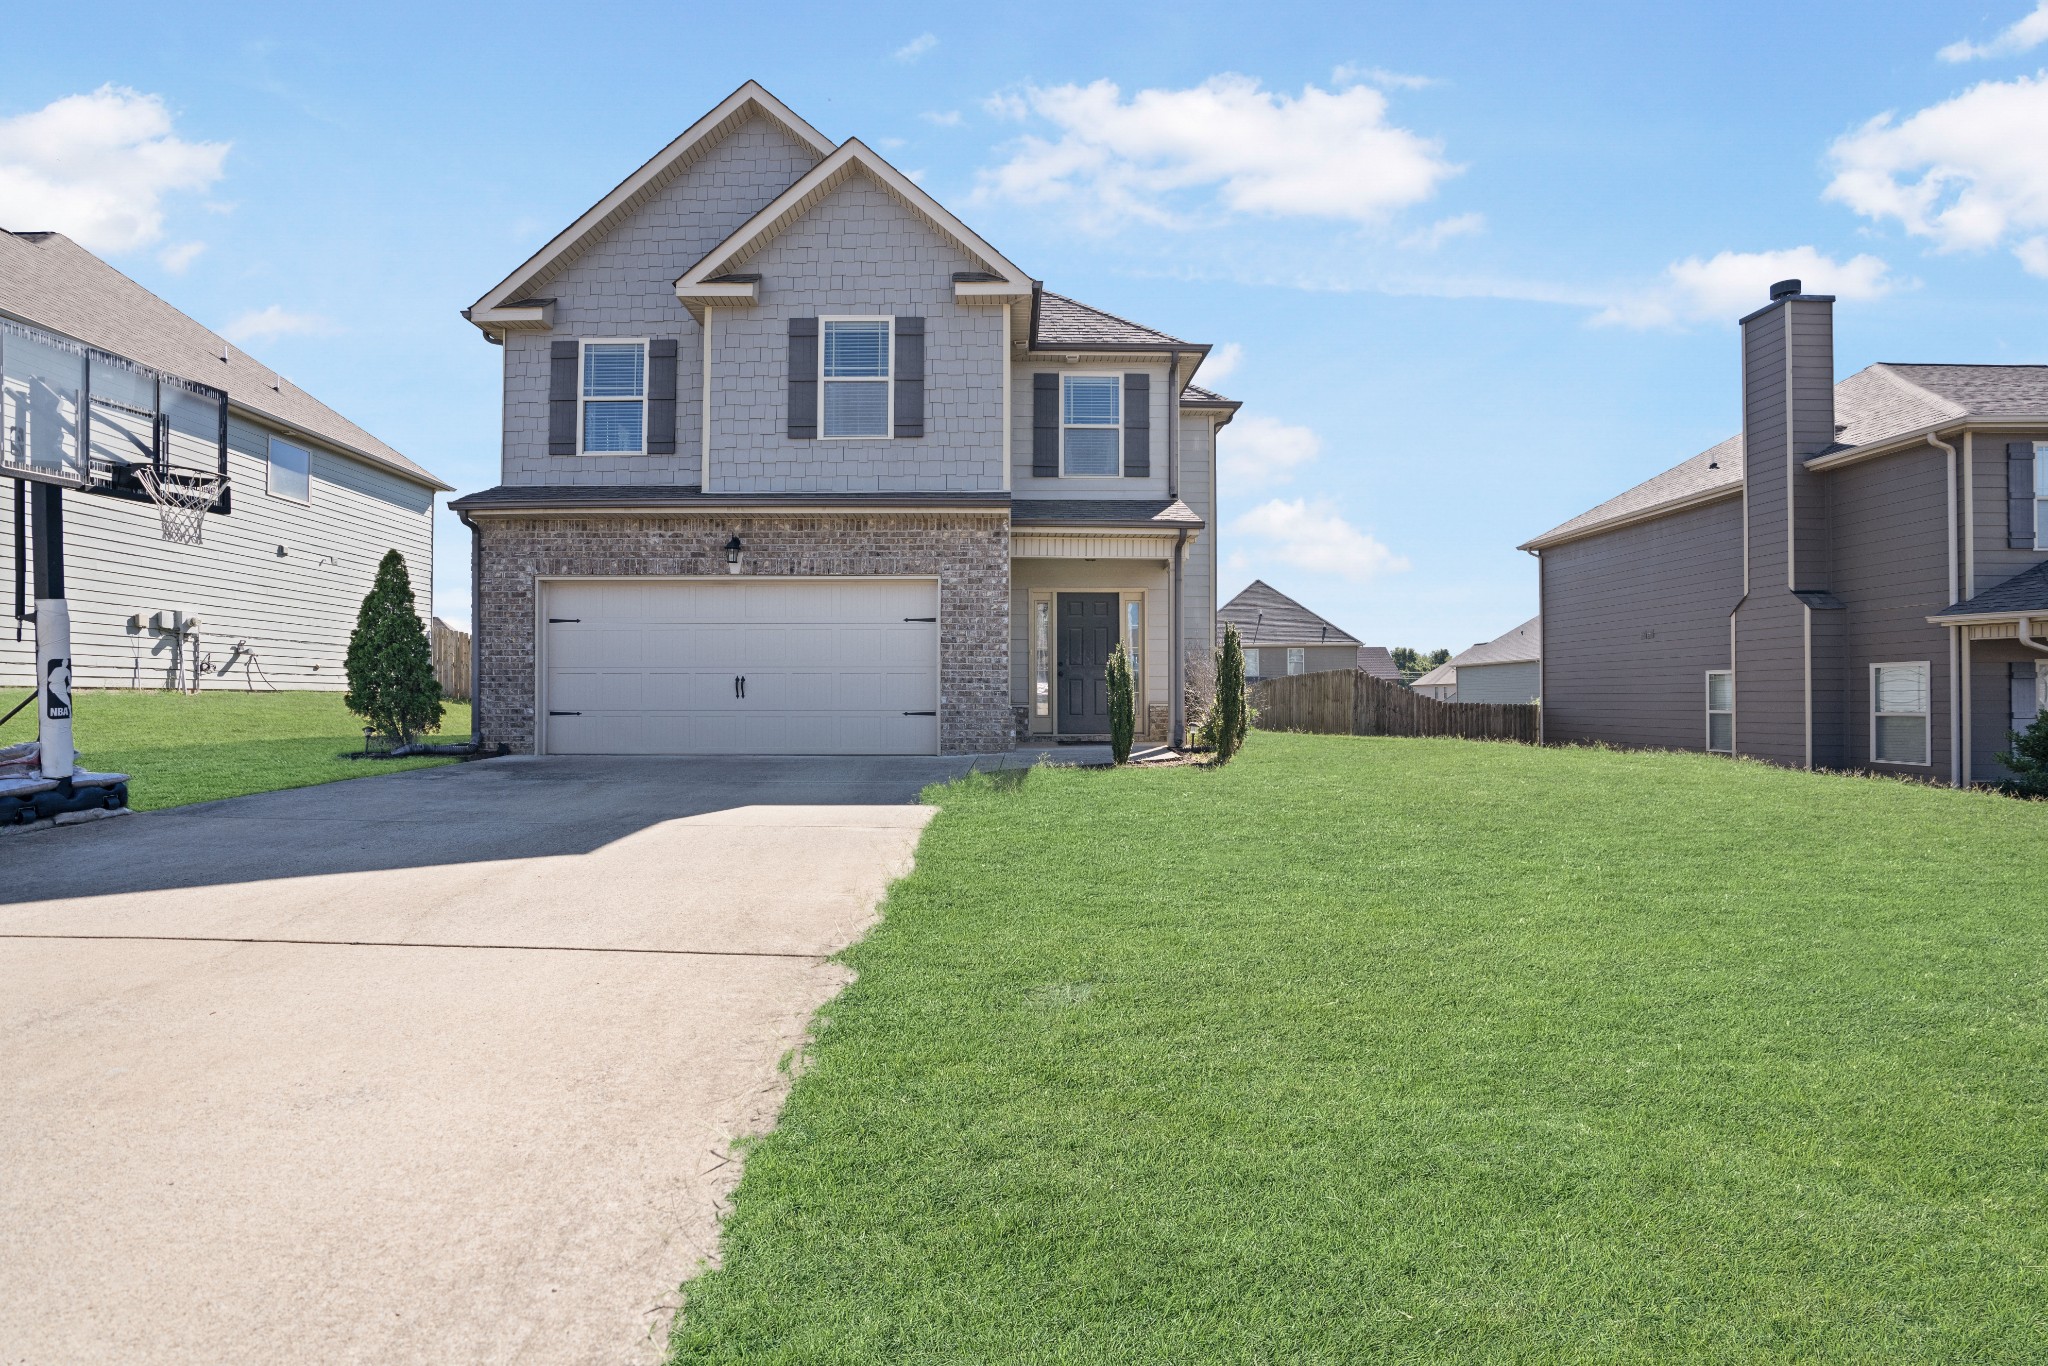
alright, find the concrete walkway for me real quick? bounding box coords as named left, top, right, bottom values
left=0, top=752, right=1067, bottom=1365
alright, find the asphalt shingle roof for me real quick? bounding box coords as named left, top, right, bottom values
left=1451, top=616, right=1541, bottom=667
left=1033, top=291, right=1188, bottom=349
left=1523, top=361, right=2048, bottom=550
left=1181, top=382, right=1239, bottom=406
left=1217, top=580, right=1362, bottom=646
left=1356, top=645, right=1404, bottom=682
left=1011, top=498, right=1203, bottom=528
left=0, top=230, right=446, bottom=490
left=1940, top=560, right=2048, bottom=617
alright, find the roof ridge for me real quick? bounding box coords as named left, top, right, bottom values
left=1040, top=289, right=1189, bottom=344
left=1864, top=362, right=1968, bottom=419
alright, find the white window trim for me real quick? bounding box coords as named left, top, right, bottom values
left=1870, top=660, right=1932, bottom=767
left=1705, top=670, right=1733, bottom=754
left=577, top=337, right=649, bottom=457
left=1243, top=648, right=1262, bottom=679
left=1286, top=647, right=1305, bottom=676
left=819, top=316, right=893, bottom=441
left=266, top=435, right=311, bottom=504
left=1060, top=371, right=1123, bottom=478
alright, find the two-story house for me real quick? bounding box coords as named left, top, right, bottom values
left=450, top=83, right=1236, bottom=757
left=1524, top=279, right=2048, bottom=786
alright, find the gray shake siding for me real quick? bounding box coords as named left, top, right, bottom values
left=502, top=115, right=824, bottom=487
left=0, top=415, right=433, bottom=691
left=1828, top=444, right=1955, bottom=778
left=708, top=176, right=1002, bottom=493
left=1179, top=410, right=1219, bottom=670
left=1540, top=496, right=1741, bottom=749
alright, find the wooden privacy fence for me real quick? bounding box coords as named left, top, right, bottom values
left=1252, top=668, right=1539, bottom=743
left=431, top=618, right=472, bottom=702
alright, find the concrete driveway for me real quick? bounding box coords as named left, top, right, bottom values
left=0, top=753, right=1019, bottom=1365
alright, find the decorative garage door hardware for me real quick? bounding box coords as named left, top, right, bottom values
left=902, top=616, right=936, bottom=622
left=734, top=676, right=747, bottom=699
left=901, top=710, right=936, bottom=716
left=549, top=710, right=581, bottom=716
left=548, top=617, right=579, bottom=623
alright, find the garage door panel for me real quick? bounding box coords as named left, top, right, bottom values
left=542, top=579, right=943, bottom=755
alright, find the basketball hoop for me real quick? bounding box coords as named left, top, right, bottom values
left=136, top=466, right=228, bottom=546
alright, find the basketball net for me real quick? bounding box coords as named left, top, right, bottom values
left=136, top=467, right=228, bottom=546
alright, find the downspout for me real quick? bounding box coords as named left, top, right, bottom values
left=1170, top=528, right=1187, bottom=748
left=1932, top=429, right=1959, bottom=784
left=458, top=508, right=483, bottom=747
left=2020, top=617, right=2048, bottom=654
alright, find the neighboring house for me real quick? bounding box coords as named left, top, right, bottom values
left=1218, top=579, right=1400, bottom=682
left=1411, top=660, right=1456, bottom=700
left=0, top=230, right=449, bottom=691
left=451, top=83, right=1237, bottom=756
left=1449, top=617, right=1542, bottom=703
left=1523, top=278, right=2048, bottom=786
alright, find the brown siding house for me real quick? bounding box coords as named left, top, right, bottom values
left=1524, top=280, right=2048, bottom=786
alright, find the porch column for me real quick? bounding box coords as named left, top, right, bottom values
left=1170, top=530, right=1187, bottom=747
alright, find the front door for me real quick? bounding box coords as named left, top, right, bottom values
left=1057, top=592, right=1119, bottom=735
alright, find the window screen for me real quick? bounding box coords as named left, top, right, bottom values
left=1873, top=663, right=1930, bottom=765
left=1062, top=376, right=1120, bottom=475
left=822, top=320, right=890, bottom=437
left=581, top=342, right=646, bottom=453
left=269, top=437, right=311, bottom=502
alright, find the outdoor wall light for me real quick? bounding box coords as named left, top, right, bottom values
left=725, top=536, right=744, bottom=574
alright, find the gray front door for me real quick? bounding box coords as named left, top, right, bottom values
left=1057, top=593, right=1119, bottom=734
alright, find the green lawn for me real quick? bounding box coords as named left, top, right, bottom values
left=1, top=689, right=471, bottom=810
left=671, top=733, right=2048, bottom=1364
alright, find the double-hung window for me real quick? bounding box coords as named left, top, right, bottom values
left=581, top=341, right=647, bottom=454
left=268, top=437, right=311, bottom=502
left=1287, top=647, right=1306, bottom=676
left=1243, top=648, right=1262, bottom=679
left=1705, top=670, right=1733, bottom=753
left=1872, top=662, right=1931, bottom=766
left=1062, top=375, right=1120, bottom=476
left=822, top=319, right=891, bottom=438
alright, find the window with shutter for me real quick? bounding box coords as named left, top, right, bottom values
left=821, top=318, right=892, bottom=438
left=2010, top=442, right=2041, bottom=549
left=1061, top=374, right=1121, bottom=476
left=579, top=340, right=647, bottom=454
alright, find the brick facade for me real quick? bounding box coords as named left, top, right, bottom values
left=474, top=512, right=1011, bottom=755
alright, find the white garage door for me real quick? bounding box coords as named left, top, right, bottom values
left=541, top=578, right=940, bottom=756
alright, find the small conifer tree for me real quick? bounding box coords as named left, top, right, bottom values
left=1107, top=643, right=1136, bottom=764
left=1214, top=623, right=1249, bottom=764
left=345, top=550, right=444, bottom=745
left=1996, top=709, right=2048, bottom=798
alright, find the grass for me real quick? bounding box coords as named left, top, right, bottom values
left=1, top=688, right=471, bottom=810
left=670, top=733, right=2048, bottom=1364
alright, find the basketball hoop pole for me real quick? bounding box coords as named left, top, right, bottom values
left=29, top=482, right=74, bottom=781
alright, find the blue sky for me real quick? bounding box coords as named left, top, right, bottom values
left=5, top=1, right=2047, bottom=652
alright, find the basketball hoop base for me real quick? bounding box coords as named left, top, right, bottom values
left=0, top=772, right=128, bottom=826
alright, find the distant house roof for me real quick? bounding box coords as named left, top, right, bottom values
left=1522, top=362, right=2048, bottom=550
left=1218, top=580, right=1361, bottom=646
left=1032, top=291, right=1190, bottom=350
left=1356, top=645, right=1404, bottom=682
left=1451, top=616, right=1541, bottom=667
left=1411, top=661, right=1456, bottom=689
left=1935, top=560, right=2048, bottom=619
left=0, top=230, right=447, bottom=491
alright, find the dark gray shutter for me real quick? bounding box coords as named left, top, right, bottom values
left=2010, top=442, right=2038, bottom=549
left=894, top=317, right=924, bottom=438
left=647, top=338, right=678, bottom=455
left=1122, top=372, right=1151, bottom=477
left=2016, top=662, right=2041, bottom=728
left=787, top=317, right=818, bottom=440
left=1032, top=372, right=1058, bottom=477
left=548, top=340, right=578, bottom=456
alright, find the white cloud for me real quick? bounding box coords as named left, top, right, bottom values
left=1939, top=3, right=2048, bottom=61
left=157, top=240, right=205, bottom=274
left=1198, top=341, right=1243, bottom=385
left=1220, top=414, right=1320, bottom=491
left=894, top=32, right=938, bottom=62
left=920, top=109, right=962, bottom=127
left=0, top=85, right=227, bottom=253
left=1826, top=74, right=2048, bottom=274
left=1400, top=211, right=1485, bottom=250
left=2016, top=235, right=2048, bottom=276
left=1592, top=247, right=1897, bottom=328
left=222, top=306, right=336, bottom=345
left=1332, top=63, right=1437, bottom=91
left=1230, top=498, right=1409, bottom=581
left=974, top=75, right=1458, bottom=229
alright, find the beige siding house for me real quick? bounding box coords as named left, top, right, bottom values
left=0, top=231, right=449, bottom=694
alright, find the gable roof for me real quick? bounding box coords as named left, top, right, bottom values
left=1356, top=645, right=1405, bottom=682
left=1217, top=580, right=1361, bottom=646
left=1452, top=616, right=1541, bottom=667
left=675, top=138, right=1032, bottom=317
left=1522, top=360, right=2048, bottom=551
left=1412, top=661, right=1456, bottom=689
left=468, top=81, right=835, bottom=325
left=0, top=230, right=447, bottom=490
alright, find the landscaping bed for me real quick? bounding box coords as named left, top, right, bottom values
left=670, top=733, right=2048, bottom=1363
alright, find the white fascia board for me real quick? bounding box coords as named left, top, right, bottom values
left=467, top=81, right=834, bottom=327
left=676, top=139, right=1033, bottom=301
